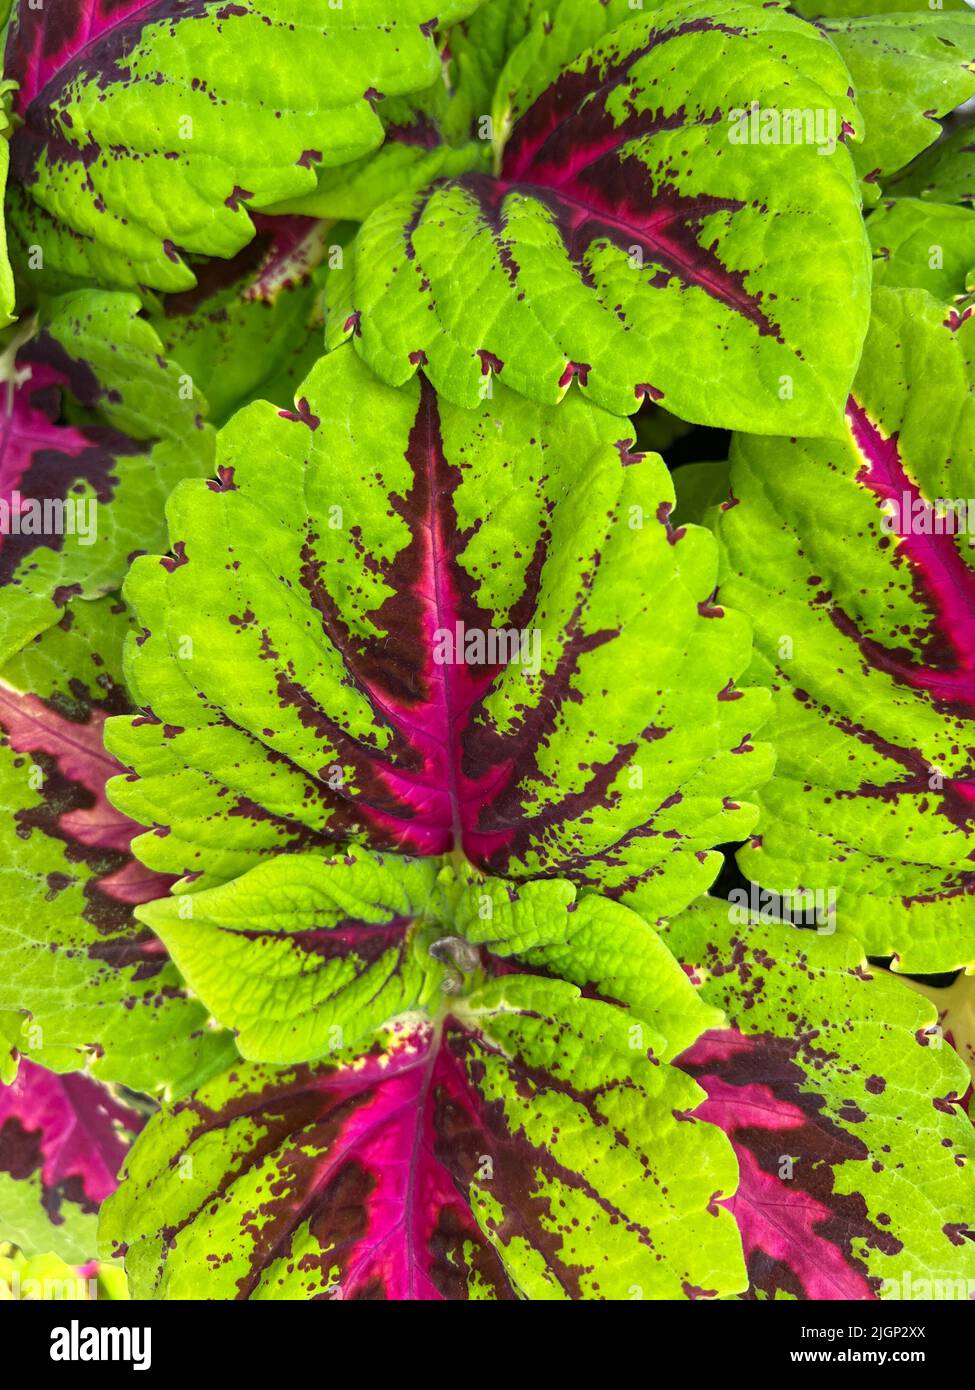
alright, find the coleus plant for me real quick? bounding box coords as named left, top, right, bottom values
left=711, top=288, right=975, bottom=975
left=1, top=0, right=974, bottom=1303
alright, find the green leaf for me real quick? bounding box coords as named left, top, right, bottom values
left=891, top=118, right=975, bottom=206
left=134, top=849, right=722, bottom=1065
left=137, top=851, right=443, bottom=1065
left=0, top=289, right=214, bottom=665
left=6, top=0, right=483, bottom=295
left=820, top=15, right=975, bottom=185
left=0, top=596, right=236, bottom=1095
left=231, top=0, right=619, bottom=225
left=326, top=0, right=870, bottom=434
left=265, top=84, right=490, bottom=224
left=715, top=287, right=975, bottom=973
left=106, top=342, right=770, bottom=922
left=442, top=0, right=640, bottom=150
left=665, top=900, right=975, bottom=1300
left=869, top=196, right=975, bottom=299
left=101, top=971, right=745, bottom=1300
left=450, top=871, right=725, bottom=1060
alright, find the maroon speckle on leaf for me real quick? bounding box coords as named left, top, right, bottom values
left=558, top=361, right=591, bottom=389
left=278, top=397, right=320, bottom=431
left=635, top=383, right=665, bottom=403
left=207, top=466, right=238, bottom=493
left=476, top=349, right=504, bottom=377
left=224, top=184, right=253, bottom=212
left=160, top=541, right=189, bottom=572
left=615, top=439, right=645, bottom=467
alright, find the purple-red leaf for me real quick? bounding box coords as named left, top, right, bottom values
left=0, top=1057, right=142, bottom=1262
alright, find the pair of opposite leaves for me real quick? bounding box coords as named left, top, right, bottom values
left=0, top=0, right=854, bottom=659
left=3, top=597, right=972, bottom=1301
left=5, top=285, right=974, bottom=1299
left=5, top=0, right=975, bottom=660
left=8, top=0, right=975, bottom=433
left=90, top=286, right=975, bottom=1298
left=5, top=0, right=973, bottom=1301
left=104, top=285, right=975, bottom=976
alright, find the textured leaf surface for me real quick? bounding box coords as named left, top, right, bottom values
left=0, top=290, right=213, bottom=665
left=327, top=1, right=870, bottom=433
left=667, top=901, right=975, bottom=1300
left=821, top=16, right=975, bottom=184
left=135, top=848, right=722, bottom=1065
left=0, top=1057, right=141, bottom=1263
left=0, top=597, right=235, bottom=1094
left=267, top=85, right=490, bottom=224
left=441, top=0, right=638, bottom=148
left=280, top=0, right=648, bottom=223
left=869, top=197, right=975, bottom=299
left=106, top=343, right=769, bottom=921
left=716, top=288, right=975, bottom=972
left=5, top=0, right=483, bottom=293
left=102, top=973, right=744, bottom=1300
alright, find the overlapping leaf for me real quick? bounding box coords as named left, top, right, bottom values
left=2, top=0, right=970, bottom=1311
left=869, top=197, right=975, bottom=300
left=106, top=343, right=770, bottom=920
left=0, top=596, right=235, bottom=1094
left=134, top=849, right=722, bottom=1065
left=275, top=0, right=646, bottom=223
left=0, top=289, right=213, bottom=665
left=820, top=15, right=975, bottom=185
left=0, top=1057, right=141, bottom=1263
left=666, top=901, right=975, bottom=1300
left=442, top=0, right=639, bottom=148
left=103, top=812, right=745, bottom=1301
left=101, top=970, right=744, bottom=1300
left=5, top=0, right=483, bottom=294
left=715, top=288, right=975, bottom=972
left=326, top=0, right=870, bottom=434
left=266, top=85, right=490, bottom=225
left=891, top=117, right=975, bottom=206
